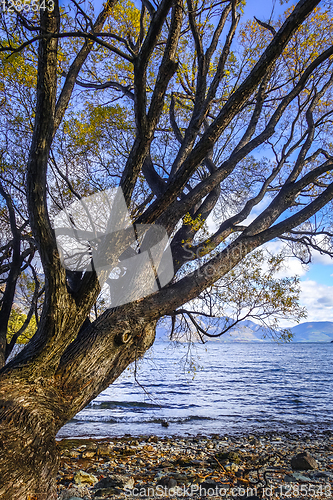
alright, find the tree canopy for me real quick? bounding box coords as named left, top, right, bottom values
left=0, top=0, right=333, bottom=497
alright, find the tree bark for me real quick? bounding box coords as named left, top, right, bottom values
left=0, top=317, right=157, bottom=499
left=0, top=377, right=60, bottom=500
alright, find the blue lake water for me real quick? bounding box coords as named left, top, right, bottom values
left=57, top=341, right=333, bottom=439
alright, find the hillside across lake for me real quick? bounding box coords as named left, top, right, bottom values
left=156, top=319, right=333, bottom=343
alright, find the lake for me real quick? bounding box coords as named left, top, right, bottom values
left=57, top=341, right=333, bottom=439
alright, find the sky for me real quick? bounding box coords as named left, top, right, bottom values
left=281, top=255, right=333, bottom=325
left=266, top=241, right=333, bottom=326
left=243, top=0, right=290, bottom=22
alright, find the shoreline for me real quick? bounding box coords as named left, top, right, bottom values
left=57, top=430, right=333, bottom=499
left=56, top=426, right=333, bottom=441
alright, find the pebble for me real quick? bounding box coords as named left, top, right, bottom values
left=291, top=451, right=318, bottom=470
left=74, top=470, right=98, bottom=486
left=291, top=472, right=312, bottom=481
left=56, top=431, right=333, bottom=499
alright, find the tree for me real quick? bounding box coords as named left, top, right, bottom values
left=0, top=0, right=333, bottom=497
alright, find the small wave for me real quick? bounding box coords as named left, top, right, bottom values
left=72, top=414, right=216, bottom=425
left=186, top=415, right=216, bottom=422
left=149, top=415, right=216, bottom=424
left=89, top=400, right=163, bottom=410
left=167, top=391, right=191, bottom=395
left=72, top=416, right=119, bottom=423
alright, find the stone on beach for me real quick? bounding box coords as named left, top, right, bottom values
left=74, top=470, right=98, bottom=486
left=93, top=475, right=134, bottom=490
left=291, top=451, right=318, bottom=470
left=97, top=443, right=113, bottom=457
left=59, top=485, right=90, bottom=500
left=156, top=476, right=178, bottom=488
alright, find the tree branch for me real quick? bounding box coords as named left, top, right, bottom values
left=6, top=268, right=41, bottom=360
left=62, top=73, right=135, bottom=99
left=120, top=0, right=181, bottom=204
left=147, top=44, right=333, bottom=231
left=254, top=16, right=276, bottom=36
left=140, top=0, right=323, bottom=224
left=0, top=185, right=21, bottom=368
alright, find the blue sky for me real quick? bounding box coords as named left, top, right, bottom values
left=243, top=0, right=292, bottom=21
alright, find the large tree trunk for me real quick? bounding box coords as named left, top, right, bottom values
left=0, top=378, right=60, bottom=500
left=0, top=318, right=157, bottom=500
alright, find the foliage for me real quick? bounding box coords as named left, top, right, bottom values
left=170, top=249, right=306, bottom=343
left=7, top=307, right=37, bottom=345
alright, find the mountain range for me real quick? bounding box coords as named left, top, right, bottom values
left=156, top=319, right=333, bottom=343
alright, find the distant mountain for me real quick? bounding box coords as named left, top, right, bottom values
left=155, top=318, right=333, bottom=343
left=155, top=317, right=269, bottom=343
left=290, top=321, right=333, bottom=342
left=214, top=319, right=269, bottom=342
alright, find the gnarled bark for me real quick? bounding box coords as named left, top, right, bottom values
left=0, top=317, right=156, bottom=500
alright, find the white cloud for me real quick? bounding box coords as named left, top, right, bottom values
left=311, top=250, right=333, bottom=266
left=205, top=212, right=218, bottom=233
left=263, top=240, right=308, bottom=278
left=277, top=280, right=333, bottom=327
left=276, top=256, right=308, bottom=278
left=299, top=280, right=333, bottom=323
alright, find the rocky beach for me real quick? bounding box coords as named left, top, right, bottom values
left=56, top=431, right=333, bottom=499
